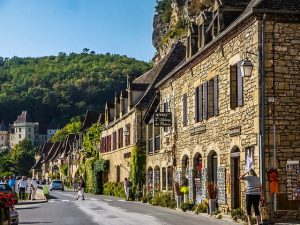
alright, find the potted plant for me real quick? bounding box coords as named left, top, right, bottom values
left=180, top=185, right=189, bottom=203
left=0, top=192, right=17, bottom=225
left=206, top=182, right=218, bottom=215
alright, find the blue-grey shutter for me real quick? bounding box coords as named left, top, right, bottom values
left=203, top=82, right=208, bottom=120
left=199, top=85, right=203, bottom=122
left=195, top=87, right=199, bottom=122
left=214, top=76, right=219, bottom=116
left=237, top=62, right=243, bottom=106
left=183, top=94, right=187, bottom=126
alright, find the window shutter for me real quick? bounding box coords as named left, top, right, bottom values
left=199, top=85, right=203, bottom=121
left=214, top=76, right=219, bottom=116
left=237, top=62, right=244, bottom=107
left=230, top=65, right=237, bottom=109
left=203, top=82, right=208, bottom=120
left=195, top=87, right=199, bottom=122
left=183, top=94, right=187, bottom=127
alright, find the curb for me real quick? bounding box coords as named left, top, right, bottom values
left=16, top=200, right=48, bottom=205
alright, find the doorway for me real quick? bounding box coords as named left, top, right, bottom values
left=207, top=151, right=218, bottom=184
left=230, top=146, right=241, bottom=209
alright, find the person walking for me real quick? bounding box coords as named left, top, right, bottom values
left=123, top=178, right=130, bottom=201
left=240, top=168, right=263, bottom=225
left=28, top=180, right=33, bottom=200
left=8, top=176, right=16, bottom=191
left=18, top=176, right=27, bottom=200
left=31, top=178, right=38, bottom=200
left=77, top=177, right=85, bottom=200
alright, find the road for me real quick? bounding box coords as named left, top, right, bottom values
left=16, top=191, right=237, bottom=225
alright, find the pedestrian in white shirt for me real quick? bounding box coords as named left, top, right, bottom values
left=31, top=178, right=38, bottom=200
left=18, top=176, right=27, bottom=200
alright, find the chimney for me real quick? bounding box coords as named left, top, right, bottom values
left=114, top=92, right=119, bottom=121
left=128, top=84, right=132, bottom=112
left=120, top=92, right=124, bottom=118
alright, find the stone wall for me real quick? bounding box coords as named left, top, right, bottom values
left=264, top=20, right=300, bottom=220
left=158, top=18, right=261, bottom=211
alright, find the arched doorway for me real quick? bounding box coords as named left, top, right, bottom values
left=154, top=166, right=160, bottom=190
left=182, top=155, right=189, bottom=186
left=116, top=165, right=120, bottom=183
left=193, top=153, right=202, bottom=202
left=207, top=151, right=218, bottom=184
left=147, top=167, right=153, bottom=192
left=231, top=146, right=241, bottom=209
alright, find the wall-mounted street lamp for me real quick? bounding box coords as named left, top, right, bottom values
left=241, top=51, right=257, bottom=77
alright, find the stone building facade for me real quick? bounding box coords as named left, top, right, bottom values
left=145, top=0, right=300, bottom=219
left=100, top=43, right=185, bottom=184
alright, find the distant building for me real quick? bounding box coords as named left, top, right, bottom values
left=47, top=128, right=58, bottom=141
left=0, top=120, right=9, bottom=151
left=9, top=111, right=39, bottom=147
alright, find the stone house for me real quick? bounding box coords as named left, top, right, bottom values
left=9, top=111, right=39, bottom=147
left=0, top=120, right=9, bottom=151
left=99, top=42, right=185, bottom=184
left=145, top=0, right=300, bottom=219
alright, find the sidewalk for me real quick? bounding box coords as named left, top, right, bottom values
left=16, top=199, right=47, bottom=205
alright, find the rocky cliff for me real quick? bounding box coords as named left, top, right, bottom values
left=152, top=0, right=213, bottom=61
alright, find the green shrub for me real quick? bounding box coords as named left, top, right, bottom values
left=216, top=214, right=222, bottom=219
left=147, top=192, right=153, bottom=204
left=231, top=208, right=245, bottom=220
left=193, top=202, right=208, bottom=214
left=113, top=182, right=126, bottom=198
left=103, top=182, right=116, bottom=196
left=212, top=209, right=221, bottom=216
left=180, top=202, right=189, bottom=212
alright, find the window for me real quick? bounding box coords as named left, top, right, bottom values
left=19, top=128, right=21, bottom=132
left=198, top=23, right=205, bottom=49
left=118, top=128, right=123, bottom=148
left=230, top=62, right=243, bottom=109
left=162, top=167, right=166, bottom=190
left=203, top=76, right=219, bottom=119
left=28, top=134, right=31, bottom=138
left=19, top=134, right=21, bottom=139
left=116, top=165, right=120, bottom=183
left=112, top=132, right=117, bottom=150
left=125, top=124, right=130, bottom=146
left=195, top=85, right=203, bottom=123
left=29, top=128, right=31, bottom=132
left=182, top=93, right=188, bottom=127
left=167, top=166, right=173, bottom=190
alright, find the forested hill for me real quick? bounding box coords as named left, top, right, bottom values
left=0, top=52, right=151, bottom=127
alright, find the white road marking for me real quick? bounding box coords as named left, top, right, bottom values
left=103, top=199, right=112, bottom=202
left=62, top=200, right=70, bottom=202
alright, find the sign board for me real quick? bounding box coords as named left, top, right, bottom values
left=194, top=177, right=202, bottom=203
left=188, top=168, right=194, bottom=202
left=217, top=167, right=227, bottom=205
left=154, top=112, right=172, bottom=127
left=228, top=126, right=241, bottom=137
left=200, top=168, right=207, bottom=201
left=190, top=125, right=206, bottom=136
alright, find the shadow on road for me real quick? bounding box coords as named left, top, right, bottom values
left=17, top=206, right=40, bottom=210
left=20, top=222, right=52, bottom=224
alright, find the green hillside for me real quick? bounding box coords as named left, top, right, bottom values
left=0, top=52, right=151, bottom=126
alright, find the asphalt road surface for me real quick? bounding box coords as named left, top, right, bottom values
left=16, top=191, right=237, bottom=225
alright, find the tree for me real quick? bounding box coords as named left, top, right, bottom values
left=82, top=48, right=90, bottom=54
left=9, top=140, right=36, bottom=176
left=83, top=123, right=102, bottom=158
left=51, top=117, right=82, bottom=142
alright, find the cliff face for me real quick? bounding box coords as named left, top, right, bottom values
left=152, top=0, right=213, bottom=61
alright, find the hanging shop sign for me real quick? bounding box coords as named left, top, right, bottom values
left=154, top=112, right=172, bottom=127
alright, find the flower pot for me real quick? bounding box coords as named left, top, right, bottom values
left=175, top=195, right=182, bottom=209
left=183, top=193, right=189, bottom=203
left=208, top=199, right=216, bottom=215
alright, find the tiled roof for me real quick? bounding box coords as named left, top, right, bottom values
left=253, top=0, right=300, bottom=11
left=43, top=142, right=61, bottom=163
left=0, top=121, right=8, bottom=131
left=60, top=134, right=79, bottom=158
left=48, top=142, right=63, bottom=162
left=80, top=111, right=100, bottom=131
left=14, top=111, right=34, bottom=123
left=220, top=0, right=251, bottom=8
left=131, top=83, right=149, bottom=91
left=136, top=42, right=186, bottom=108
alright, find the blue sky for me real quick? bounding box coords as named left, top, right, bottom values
left=0, top=0, right=157, bottom=61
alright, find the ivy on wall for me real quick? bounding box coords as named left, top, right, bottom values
left=129, top=145, right=145, bottom=193
left=83, top=123, right=102, bottom=158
